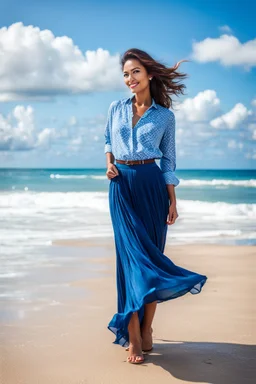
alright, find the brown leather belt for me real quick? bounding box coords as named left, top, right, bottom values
left=116, top=159, right=155, bottom=165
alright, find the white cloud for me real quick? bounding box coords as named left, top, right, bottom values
left=0, top=105, right=56, bottom=150
left=0, top=102, right=111, bottom=153
left=210, top=103, right=252, bottom=129
left=218, top=25, right=233, bottom=34
left=0, top=22, right=123, bottom=102
left=190, top=34, right=256, bottom=69
left=175, top=90, right=221, bottom=122
left=173, top=90, right=256, bottom=161
left=173, top=90, right=222, bottom=152
left=37, top=128, right=56, bottom=148
left=251, top=99, right=256, bottom=107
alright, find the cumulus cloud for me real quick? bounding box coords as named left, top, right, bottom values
left=0, top=100, right=113, bottom=153
left=0, top=22, right=123, bottom=102
left=173, top=90, right=222, bottom=155
left=210, top=103, right=252, bottom=129
left=172, top=89, right=256, bottom=162
left=0, top=106, right=56, bottom=150
left=190, top=34, right=256, bottom=69
left=175, top=90, right=221, bottom=122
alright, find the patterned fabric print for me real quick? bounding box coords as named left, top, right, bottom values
left=104, top=95, right=180, bottom=186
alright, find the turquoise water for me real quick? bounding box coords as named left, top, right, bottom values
left=1, top=168, right=255, bottom=203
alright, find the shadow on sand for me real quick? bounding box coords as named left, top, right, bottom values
left=140, top=339, right=255, bottom=384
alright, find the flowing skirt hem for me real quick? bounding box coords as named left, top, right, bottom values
left=107, top=274, right=207, bottom=348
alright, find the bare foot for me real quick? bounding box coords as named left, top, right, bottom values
left=127, top=339, right=144, bottom=364
left=141, top=327, right=153, bottom=351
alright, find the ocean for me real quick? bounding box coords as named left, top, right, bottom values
left=0, top=166, right=255, bottom=304
left=1, top=167, right=255, bottom=248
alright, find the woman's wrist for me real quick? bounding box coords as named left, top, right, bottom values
left=166, top=184, right=176, bottom=205
left=106, top=152, right=115, bottom=166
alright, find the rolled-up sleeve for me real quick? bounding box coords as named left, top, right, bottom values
left=159, top=111, right=180, bottom=187
left=104, top=101, right=115, bottom=154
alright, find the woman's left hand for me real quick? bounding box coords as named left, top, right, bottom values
left=166, top=203, right=179, bottom=225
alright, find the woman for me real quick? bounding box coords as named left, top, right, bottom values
left=104, top=48, right=207, bottom=364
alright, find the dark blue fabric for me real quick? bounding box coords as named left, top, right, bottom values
left=107, top=161, right=207, bottom=347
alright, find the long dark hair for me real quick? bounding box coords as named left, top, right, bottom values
left=120, top=48, right=189, bottom=110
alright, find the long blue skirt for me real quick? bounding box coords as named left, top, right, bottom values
left=107, top=161, right=207, bottom=347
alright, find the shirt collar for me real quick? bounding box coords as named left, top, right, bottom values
left=126, top=95, right=158, bottom=109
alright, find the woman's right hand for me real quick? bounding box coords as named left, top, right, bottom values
left=106, top=163, right=119, bottom=180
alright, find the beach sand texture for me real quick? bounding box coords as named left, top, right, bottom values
left=0, top=238, right=255, bottom=384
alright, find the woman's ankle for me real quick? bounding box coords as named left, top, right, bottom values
left=129, top=334, right=142, bottom=344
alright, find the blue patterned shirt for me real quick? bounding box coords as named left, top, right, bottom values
left=104, top=95, right=180, bottom=186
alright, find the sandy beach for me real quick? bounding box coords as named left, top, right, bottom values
left=1, top=238, right=255, bottom=384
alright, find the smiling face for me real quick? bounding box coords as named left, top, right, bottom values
left=123, top=59, right=152, bottom=94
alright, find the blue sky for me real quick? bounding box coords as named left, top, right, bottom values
left=0, top=0, right=255, bottom=169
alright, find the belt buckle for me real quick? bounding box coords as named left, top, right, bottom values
left=125, top=160, right=130, bottom=165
